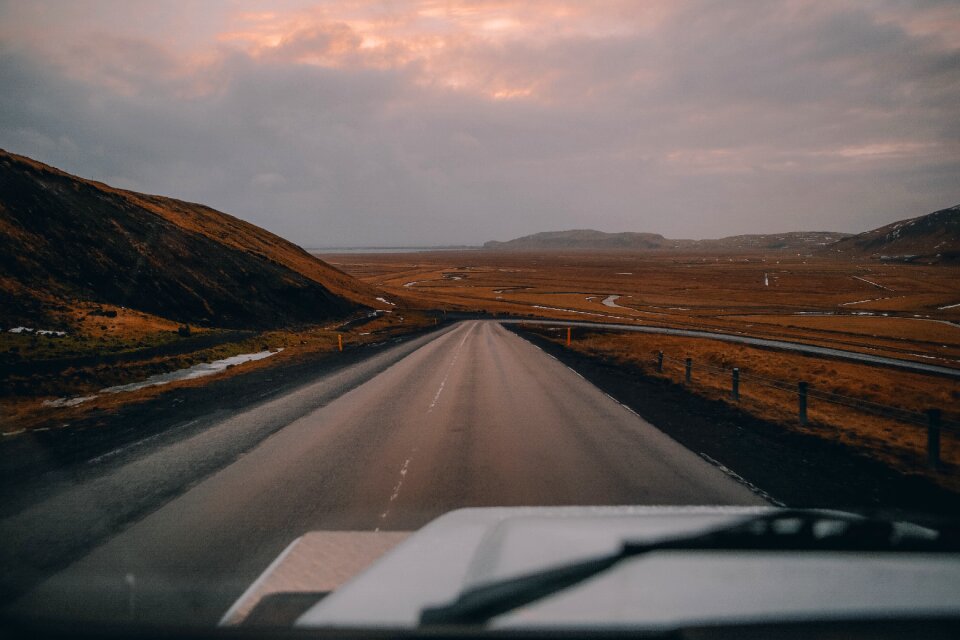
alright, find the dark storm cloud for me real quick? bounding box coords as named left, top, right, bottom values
left=0, top=1, right=957, bottom=245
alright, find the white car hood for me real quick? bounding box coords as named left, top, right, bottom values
left=295, top=506, right=960, bottom=629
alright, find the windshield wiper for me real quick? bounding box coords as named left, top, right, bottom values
left=419, top=510, right=960, bottom=627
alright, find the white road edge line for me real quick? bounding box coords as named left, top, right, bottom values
left=565, top=365, right=586, bottom=380
left=699, top=452, right=785, bottom=507
left=427, top=325, right=473, bottom=413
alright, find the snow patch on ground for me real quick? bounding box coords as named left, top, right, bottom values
left=101, top=350, right=284, bottom=394
left=852, top=275, right=893, bottom=291
left=42, top=396, right=97, bottom=408
left=841, top=297, right=890, bottom=307
left=43, top=349, right=283, bottom=408
left=938, top=302, right=960, bottom=310
left=8, top=327, right=67, bottom=336
left=375, top=297, right=396, bottom=306
left=602, top=295, right=625, bottom=308
left=531, top=305, right=631, bottom=321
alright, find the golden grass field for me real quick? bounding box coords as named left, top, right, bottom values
left=320, top=249, right=960, bottom=490
left=322, top=250, right=960, bottom=366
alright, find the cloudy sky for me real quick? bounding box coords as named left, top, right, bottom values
left=1, top=1, right=958, bottom=246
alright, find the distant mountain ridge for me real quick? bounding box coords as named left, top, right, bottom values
left=485, top=203, right=960, bottom=260
left=484, top=229, right=848, bottom=252
left=0, top=149, right=379, bottom=329
left=826, top=204, right=960, bottom=262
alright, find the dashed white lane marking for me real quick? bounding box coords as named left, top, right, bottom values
left=378, top=326, right=478, bottom=530
left=699, top=452, right=784, bottom=506
left=428, top=380, right=447, bottom=411
left=427, top=325, right=473, bottom=413
left=376, top=455, right=413, bottom=531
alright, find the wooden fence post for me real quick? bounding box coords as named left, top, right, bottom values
left=798, top=381, right=808, bottom=425
left=928, top=409, right=942, bottom=471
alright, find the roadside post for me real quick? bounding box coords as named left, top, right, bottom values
left=338, top=334, right=343, bottom=352
left=731, top=367, right=740, bottom=401
left=566, top=327, right=571, bottom=346
left=798, top=381, right=808, bottom=425
left=657, top=351, right=663, bottom=373
left=928, top=408, right=942, bottom=470
left=685, top=358, right=692, bottom=384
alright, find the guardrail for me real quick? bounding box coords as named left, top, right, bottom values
left=652, top=351, right=958, bottom=471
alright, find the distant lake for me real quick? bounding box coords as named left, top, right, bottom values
left=309, top=246, right=479, bottom=254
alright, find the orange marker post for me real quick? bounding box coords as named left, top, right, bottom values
left=338, top=334, right=343, bottom=352
left=566, top=327, right=571, bottom=346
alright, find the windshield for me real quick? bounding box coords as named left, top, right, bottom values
left=1, top=1, right=959, bottom=636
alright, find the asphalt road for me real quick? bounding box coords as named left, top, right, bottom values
left=6, top=321, right=764, bottom=626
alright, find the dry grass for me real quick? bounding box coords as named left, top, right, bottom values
left=2, top=150, right=384, bottom=311
left=319, top=250, right=960, bottom=368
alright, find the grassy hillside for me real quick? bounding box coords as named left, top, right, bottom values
left=827, top=204, right=960, bottom=262
left=0, top=150, right=380, bottom=330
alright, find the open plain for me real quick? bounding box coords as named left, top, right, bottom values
left=321, top=250, right=960, bottom=367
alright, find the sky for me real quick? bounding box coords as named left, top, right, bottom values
left=1, top=1, right=958, bottom=246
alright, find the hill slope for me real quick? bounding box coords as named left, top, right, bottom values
left=0, top=150, right=378, bottom=329
left=825, top=204, right=960, bottom=262
left=484, top=229, right=847, bottom=251
left=484, top=230, right=669, bottom=250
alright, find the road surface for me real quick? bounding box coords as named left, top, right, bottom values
left=6, top=321, right=764, bottom=626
